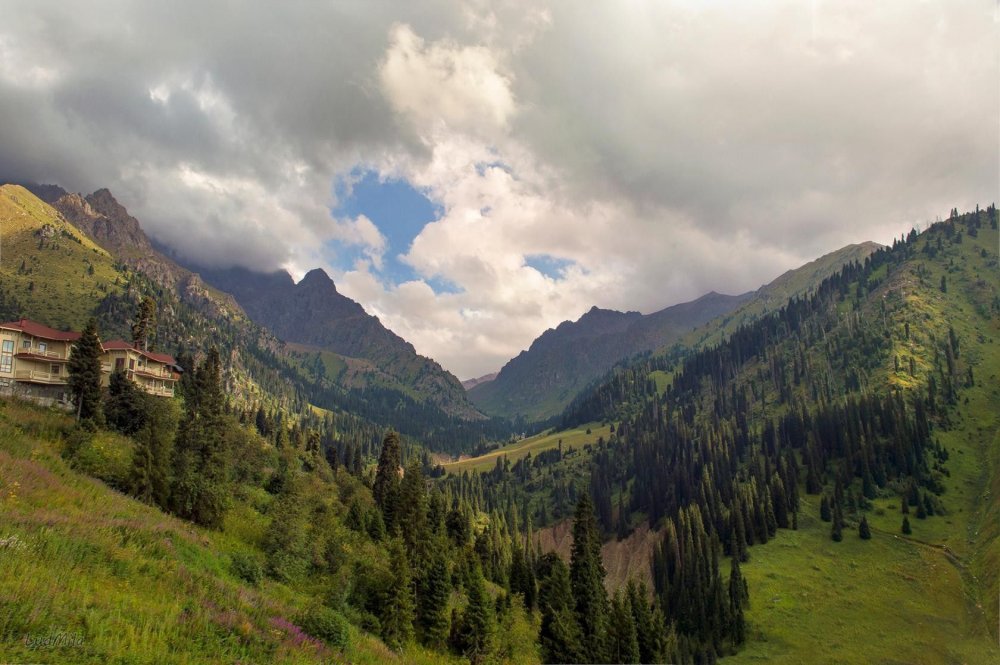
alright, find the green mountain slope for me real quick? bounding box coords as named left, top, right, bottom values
left=0, top=184, right=124, bottom=328
left=0, top=399, right=480, bottom=664
left=199, top=266, right=482, bottom=420
left=469, top=291, right=753, bottom=422
left=443, top=208, right=1000, bottom=662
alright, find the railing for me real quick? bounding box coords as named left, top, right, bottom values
left=141, top=385, right=175, bottom=398
left=16, top=349, right=66, bottom=360
left=14, top=369, right=68, bottom=385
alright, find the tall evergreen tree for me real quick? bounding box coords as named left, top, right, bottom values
left=728, top=556, right=749, bottom=647
left=128, top=396, right=177, bottom=510
left=171, top=348, right=230, bottom=529
left=105, top=370, right=147, bottom=436
left=417, top=544, right=451, bottom=650
left=570, top=494, right=610, bottom=662
left=68, top=318, right=104, bottom=425
left=538, top=555, right=585, bottom=664
left=131, top=296, right=157, bottom=350
left=607, top=589, right=640, bottom=663
left=452, top=561, right=495, bottom=664
left=382, top=538, right=415, bottom=649
left=626, top=580, right=658, bottom=665
left=373, top=431, right=403, bottom=531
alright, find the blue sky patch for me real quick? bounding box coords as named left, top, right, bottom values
left=330, top=169, right=444, bottom=287
left=524, top=254, right=575, bottom=280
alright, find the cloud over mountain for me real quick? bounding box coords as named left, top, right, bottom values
left=0, top=0, right=995, bottom=377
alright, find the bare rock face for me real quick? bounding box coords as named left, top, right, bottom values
left=51, top=189, right=244, bottom=320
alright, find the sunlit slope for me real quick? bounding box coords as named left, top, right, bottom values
left=0, top=184, right=124, bottom=328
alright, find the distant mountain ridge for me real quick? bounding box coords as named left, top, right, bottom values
left=462, top=372, right=498, bottom=390
left=198, top=265, right=482, bottom=420
left=470, top=242, right=883, bottom=422
left=468, top=290, right=754, bottom=421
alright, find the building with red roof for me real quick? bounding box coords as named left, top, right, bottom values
left=0, top=319, right=180, bottom=406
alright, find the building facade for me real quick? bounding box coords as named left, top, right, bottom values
left=0, top=319, right=180, bottom=407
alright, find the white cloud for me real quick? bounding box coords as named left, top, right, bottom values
left=379, top=23, right=516, bottom=140
left=0, top=1, right=995, bottom=379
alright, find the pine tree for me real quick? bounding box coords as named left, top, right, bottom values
left=382, top=538, right=415, bottom=649
left=859, top=515, right=872, bottom=540
left=398, top=460, right=429, bottom=561
left=831, top=502, right=844, bottom=542
left=627, top=580, right=658, bottom=665
left=68, top=318, right=103, bottom=425
left=170, top=349, right=230, bottom=529
left=373, top=431, right=403, bottom=531
left=570, top=494, right=610, bottom=662
left=417, top=544, right=451, bottom=649
left=608, top=589, right=640, bottom=663
left=128, top=396, right=176, bottom=510
left=452, top=561, right=494, bottom=664
left=819, top=494, right=831, bottom=522
left=131, top=296, right=157, bottom=350
left=728, top=556, right=749, bottom=647
left=901, top=516, right=912, bottom=535
left=538, top=555, right=585, bottom=664
left=105, top=370, right=147, bottom=436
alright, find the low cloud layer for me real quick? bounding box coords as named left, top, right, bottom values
left=1, top=1, right=996, bottom=378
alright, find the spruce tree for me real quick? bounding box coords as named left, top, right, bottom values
left=382, top=538, right=415, bottom=649
left=373, top=431, right=403, bottom=531
left=608, top=589, right=640, bottom=663
left=627, top=580, right=658, bottom=665
left=901, top=516, right=912, bottom=535
left=105, top=370, right=147, bottom=436
left=538, top=555, right=585, bottom=664
left=452, top=561, right=494, bottom=664
left=68, top=318, right=104, bottom=425
left=728, top=556, right=749, bottom=647
left=819, top=494, right=831, bottom=522
left=417, top=544, right=451, bottom=649
left=131, top=296, right=157, bottom=350
left=171, top=349, right=230, bottom=529
left=570, top=494, right=610, bottom=662
left=128, top=396, right=176, bottom=510
left=398, top=460, right=429, bottom=561
left=831, top=502, right=843, bottom=542
left=859, top=515, right=872, bottom=540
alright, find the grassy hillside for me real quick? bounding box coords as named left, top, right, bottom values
left=442, top=423, right=613, bottom=475
left=0, top=184, right=124, bottom=328
left=0, top=399, right=470, bottom=664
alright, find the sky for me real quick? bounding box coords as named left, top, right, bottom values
left=0, top=1, right=997, bottom=379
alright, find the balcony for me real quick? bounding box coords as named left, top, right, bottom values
left=142, top=385, right=175, bottom=398
left=15, top=349, right=68, bottom=362
left=14, top=369, right=68, bottom=385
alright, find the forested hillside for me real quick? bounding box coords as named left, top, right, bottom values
left=441, top=206, right=1000, bottom=662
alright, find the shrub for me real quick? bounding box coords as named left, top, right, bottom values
left=299, top=606, right=350, bottom=650
left=230, top=550, right=264, bottom=586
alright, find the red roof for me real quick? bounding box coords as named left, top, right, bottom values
left=0, top=318, right=81, bottom=341
left=101, top=340, right=176, bottom=366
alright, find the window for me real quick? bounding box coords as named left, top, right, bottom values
left=38, top=342, right=47, bottom=354
left=50, top=365, right=60, bottom=376
left=129, top=359, right=135, bottom=370
left=115, top=358, right=125, bottom=371
left=22, top=339, right=30, bottom=350
left=0, top=340, right=12, bottom=374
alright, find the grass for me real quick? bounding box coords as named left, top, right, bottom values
left=442, top=422, right=613, bottom=475
left=0, top=398, right=470, bottom=664
left=729, top=219, right=1000, bottom=663
left=0, top=184, right=125, bottom=328
left=731, top=499, right=998, bottom=664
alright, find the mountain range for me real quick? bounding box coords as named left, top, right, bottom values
left=469, top=242, right=881, bottom=421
